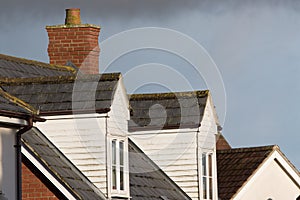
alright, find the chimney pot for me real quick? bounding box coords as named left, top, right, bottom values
left=47, top=8, right=100, bottom=74
left=65, top=8, right=81, bottom=25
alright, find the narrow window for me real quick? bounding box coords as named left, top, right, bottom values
left=202, top=153, right=213, bottom=200
left=202, top=153, right=207, bottom=199
left=111, top=139, right=126, bottom=192
left=112, top=140, right=117, bottom=190
left=119, top=141, right=124, bottom=190
left=208, top=154, right=213, bottom=199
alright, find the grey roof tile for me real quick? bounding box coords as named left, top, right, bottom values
left=0, top=54, right=75, bottom=78
left=129, top=90, right=208, bottom=131
left=2, top=73, right=121, bottom=115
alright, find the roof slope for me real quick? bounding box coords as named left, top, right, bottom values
left=129, top=90, right=208, bottom=131
left=0, top=87, right=44, bottom=121
left=1, top=73, right=121, bottom=115
left=217, top=145, right=276, bottom=200
left=0, top=54, right=75, bottom=78
left=128, top=139, right=191, bottom=200
left=0, top=89, right=31, bottom=115
left=22, top=128, right=106, bottom=200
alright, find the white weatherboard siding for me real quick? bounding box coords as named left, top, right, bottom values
left=130, top=130, right=199, bottom=199
left=234, top=151, right=300, bottom=200
left=0, top=127, right=18, bottom=200
left=107, top=78, right=130, bottom=136
left=37, top=115, right=108, bottom=194
left=198, top=96, right=217, bottom=150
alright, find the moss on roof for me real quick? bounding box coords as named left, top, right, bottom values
left=0, top=73, right=122, bottom=86
left=0, top=87, right=37, bottom=114
left=129, top=90, right=209, bottom=101
left=0, top=54, right=77, bottom=73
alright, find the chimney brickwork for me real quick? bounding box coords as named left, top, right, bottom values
left=46, top=8, right=100, bottom=74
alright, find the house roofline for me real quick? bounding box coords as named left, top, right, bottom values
left=0, top=53, right=76, bottom=73
left=228, top=145, right=300, bottom=199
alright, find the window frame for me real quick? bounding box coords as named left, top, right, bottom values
left=109, top=137, right=128, bottom=197
left=201, top=151, right=214, bottom=200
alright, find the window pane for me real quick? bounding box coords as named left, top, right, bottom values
left=208, top=154, right=212, bottom=177
left=112, top=166, right=116, bottom=189
left=112, top=140, right=116, bottom=165
left=202, top=153, right=206, bottom=176
left=120, top=141, right=124, bottom=166
left=209, top=177, right=213, bottom=200
left=120, top=166, right=124, bottom=190
left=203, top=177, right=207, bottom=199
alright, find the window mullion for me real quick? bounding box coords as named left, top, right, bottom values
left=116, top=141, right=120, bottom=191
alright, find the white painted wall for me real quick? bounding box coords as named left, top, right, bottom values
left=37, top=114, right=108, bottom=194
left=130, top=129, right=199, bottom=199
left=0, top=127, right=17, bottom=200
left=198, top=96, right=217, bottom=150
left=107, top=78, right=130, bottom=136
left=234, top=152, right=300, bottom=200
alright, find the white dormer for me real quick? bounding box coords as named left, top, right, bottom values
left=129, top=91, right=219, bottom=200
left=36, top=73, right=131, bottom=199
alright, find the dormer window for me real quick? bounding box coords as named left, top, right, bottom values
left=112, top=139, right=125, bottom=191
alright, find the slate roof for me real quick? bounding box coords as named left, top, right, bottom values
left=0, top=86, right=43, bottom=121
left=22, top=127, right=107, bottom=200
left=217, top=145, right=276, bottom=200
left=0, top=89, right=31, bottom=115
left=128, top=139, right=191, bottom=200
left=1, top=73, right=121, bottom=115
left=0, top=54, right=76, bottom=78
left=129, top=90, right=209, bottom=131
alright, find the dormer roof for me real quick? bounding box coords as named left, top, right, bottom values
left=129, top=90, right=209, bottom=131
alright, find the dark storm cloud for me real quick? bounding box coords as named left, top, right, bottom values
left=2, top=0, right=299, bottom=25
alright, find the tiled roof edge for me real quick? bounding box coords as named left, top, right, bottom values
left=225, top=145, right=277, bottom=200
left=0, top=54, right=77, bottom=73
left=275, top=147, right=300, bottom=177
left=217, top=145, right=277, bottom=154
left=0, top=87, right=37, bottom=114
left=129, top=90, right=209, bottom=100
left=0, top=73, right=122, bottom=85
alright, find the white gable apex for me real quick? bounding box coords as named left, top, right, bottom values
left=233, top=147, right=300, bottom=200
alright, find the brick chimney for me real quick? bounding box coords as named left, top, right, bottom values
left=46, top=8, right=100, bottom=74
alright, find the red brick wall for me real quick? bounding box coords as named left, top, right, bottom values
left=22, top=163, right=59, bottom=200
left=46, top=26, right=100, bottom=74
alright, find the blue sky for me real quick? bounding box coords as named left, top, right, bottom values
left=1, top=0, right=299, bottom=170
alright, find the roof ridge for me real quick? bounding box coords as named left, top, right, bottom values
left=0, top=76, right=76, bottom=85
left=0, top=53, right=76, bottom=73
left=0, top=87, right=37, bottom=114
left=0, top=72, right=122, bottom=85
left=217, top=145, right=278, bottom=153
left=129, top=90, right=209, bottom=100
